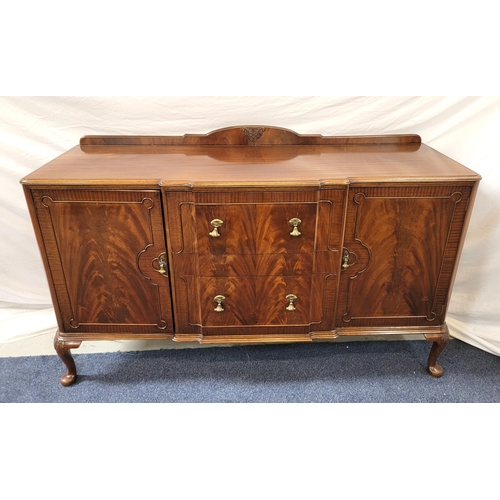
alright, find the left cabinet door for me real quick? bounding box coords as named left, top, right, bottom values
left=27, top=189, right=174, bottom=336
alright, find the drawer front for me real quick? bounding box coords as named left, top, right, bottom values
left=199, top=276, right=311, bottom=326
left=196, top=203, right=317, bottom=256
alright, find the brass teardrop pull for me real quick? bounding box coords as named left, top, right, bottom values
left=289, top=218, right=302, bottom=237
left=286, top=294, right=297, bottom=311
left=154, top=254, right=168, bottom=275
left=209, top=219, right=223, bottom=237
left=342, top=249, right=351, bottom=270
left=214, top=295, right=226, bottom=312
left=158, top=255, right=168, bottom=274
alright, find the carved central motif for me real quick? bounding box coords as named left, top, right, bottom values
left=242, top=127, right=266, bottom=143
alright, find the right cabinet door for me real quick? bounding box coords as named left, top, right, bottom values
left=336, top=184, right=474, bottom=329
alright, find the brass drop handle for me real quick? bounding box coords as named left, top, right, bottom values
left=158, top=256, right=168, bottom=274
left=154, top=254, right=168, bottom=275
left=214, top=295, right=226, bottom=312
left=209, top=219, right=224, bottom=237
left=286, top=294, right=297, bottom=311
left=342, top=249, right=351, bottom=270
left=289, top=218, right=302, bottom=237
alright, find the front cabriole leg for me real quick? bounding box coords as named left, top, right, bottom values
left=54, top=332, right=81, bottom=386
left=425, top=325, right=450, bottom=378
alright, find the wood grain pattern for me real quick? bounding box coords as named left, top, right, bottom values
left=164, top=186, right=345, bottom=336
left=21, top=127, right=480, bottom=187
left=80, top=126, right=422, bottom=147
left=197, top=253, right=313, bottom=278
left=337, top=184, right=472, bottom=328
left=196, top=203, right=317, bottom=256
left=21, top=143, right=479, bottom=186
left=30, top=189, right=173, bottom=334
left=199, top=276, right=312, bottom=326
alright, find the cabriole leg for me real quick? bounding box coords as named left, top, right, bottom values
left=425, top=327, right=449, bottom=378
left=54, top=333, right=81, bottom=386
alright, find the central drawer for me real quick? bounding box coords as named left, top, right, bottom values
left=164, top=187, right=344, bottom=337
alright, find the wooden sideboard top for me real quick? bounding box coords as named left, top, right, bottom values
left=21, top=126, right=481, bottom=187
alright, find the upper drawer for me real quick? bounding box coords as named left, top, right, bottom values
left=196, top=202, right=317, bottom=255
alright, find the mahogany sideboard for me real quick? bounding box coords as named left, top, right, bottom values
left=21, top=126, right=481, bottom=386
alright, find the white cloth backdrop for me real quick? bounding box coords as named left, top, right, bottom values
left=1, top=96, right=499, bottom=354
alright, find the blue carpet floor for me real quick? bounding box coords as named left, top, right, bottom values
left=1, top=339, right=500, bottom=402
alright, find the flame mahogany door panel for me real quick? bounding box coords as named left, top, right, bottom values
left=29, top=189, right=174, bottom=335
left=336, top=184, right=473, bottom=330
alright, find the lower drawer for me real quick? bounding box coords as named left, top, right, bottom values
left=199, top=276, right=311, bottom=326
